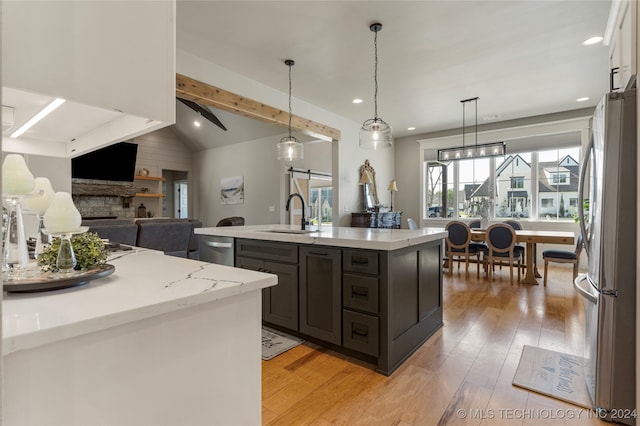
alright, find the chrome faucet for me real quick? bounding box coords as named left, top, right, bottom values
left=286, top=193, right=307, bottom=230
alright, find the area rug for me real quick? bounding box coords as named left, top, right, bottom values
left=262, top=327, right=304, bottom=360
left=512, top=345, right=592, bottom=409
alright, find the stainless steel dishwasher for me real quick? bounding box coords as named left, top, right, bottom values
left=200, top=235, right=235, bottom=266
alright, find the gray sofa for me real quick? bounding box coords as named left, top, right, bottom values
left=82, top=218, right=202, bottom=259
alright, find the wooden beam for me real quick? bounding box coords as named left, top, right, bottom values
left=176, top=73, right=341, bottom=142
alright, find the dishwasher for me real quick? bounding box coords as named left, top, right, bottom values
left=200, top=235, right=235, bottom=266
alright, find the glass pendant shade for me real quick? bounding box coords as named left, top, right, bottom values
left=277, top=59, right=303, bottom=161
left=360, top=118, right=393, bottom=150
left=360, top=22, right=392, bottom=150
left=277, top=136, right=304, bottom=161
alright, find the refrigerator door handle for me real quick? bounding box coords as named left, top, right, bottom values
left=573, top=274, right=598, bottom=304
left=578, top=135, right=594, bottom=257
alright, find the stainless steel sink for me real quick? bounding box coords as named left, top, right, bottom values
left=261, top=229, right=320, bottom=234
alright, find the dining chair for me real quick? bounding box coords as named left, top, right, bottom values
left=445, top=221, right=481, bottom=278
left=503, top=219, right=526, bottom=273
left=468, top=220, right=481, bottom=229
left=484, top=223, right=523, bottom=284
left=542, top=234, right=584, bottom=286
left=407, top=218, right=418, bottom=230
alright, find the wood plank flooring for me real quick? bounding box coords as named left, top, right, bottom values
left=262, top=265, right=609, bottom=425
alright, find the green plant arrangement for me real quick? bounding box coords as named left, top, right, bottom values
left=38, top=232, right=109, bottom=272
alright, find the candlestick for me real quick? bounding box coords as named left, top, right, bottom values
left=2, top=154, right=35, bottom=195
left=3, top=197, right=30, bottom=278
left=43, top=192, right=82, bottom=233
left=22, top=177, right=55, bottom=214
left=23, top=178, right=56, bottom=259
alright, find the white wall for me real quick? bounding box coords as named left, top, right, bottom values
left=132, top=129, right=194, bottom=218
left=393, top=135, right=422, bottom=228
left=195, top=135, right=332, bottom=227
left=176, top=49, right=394, bottom=227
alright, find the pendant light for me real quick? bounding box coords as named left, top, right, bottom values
left=437, top=97, right=506, bottom=161
left=359, top=23, right=393, bottom=150
left=277, top=59, right=304, bottom=161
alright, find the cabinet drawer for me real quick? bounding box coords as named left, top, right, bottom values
left=343, top=250, right=379, bottom=275
left=236, top=239, right=298, bottom=263
left=343, top=274, right=379, bottom=314
left=235, top=256, right=265, bottom=271
left=343, top=310, right=379, bottom=357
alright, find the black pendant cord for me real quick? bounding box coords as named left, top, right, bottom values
left=287, top=60, right=293, bottom=139
left=461, top=100, right=466, bottom=150
left=474, top=97, right=478, bottom=150
left=373, top=28, right=379, bottom=121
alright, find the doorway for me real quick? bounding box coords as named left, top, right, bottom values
left=287, top=168, right=332, bottom=226
left=174, top=180, right=189, bottom=218
left=162, top=169, right=189, bottom=218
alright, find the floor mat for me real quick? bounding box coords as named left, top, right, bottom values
left=262, top=327, right=304, bottom=360
left=513, top=345, right=592, bottom=409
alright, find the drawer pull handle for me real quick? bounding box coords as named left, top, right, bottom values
left=352, top=290, right=368, bottom=297
left=351, top=258, right=368, bottom=265
left=309, top=251, right=328, bottom=256
left=352, top=329, right=368, bottom=337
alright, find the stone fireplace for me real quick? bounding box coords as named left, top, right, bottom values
left=71, top=179, right=137, bottom=219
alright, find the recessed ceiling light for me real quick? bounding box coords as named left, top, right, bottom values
left=582, top=36, right=603, bottom=46
left=482, top=114, right=501, bottom=121
left=352, top=98, right=363, bottom=104
left=576, top=97, right=590, bottom=102
left=407, top=127, right=416, bottom=131
left=194, top=120, right=201, bottom=127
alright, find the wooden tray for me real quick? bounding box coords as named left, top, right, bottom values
left=3, top=264, right=115, bottom=293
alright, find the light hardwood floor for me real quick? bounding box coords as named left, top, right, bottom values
left=262, top=265, right=609, bottom=425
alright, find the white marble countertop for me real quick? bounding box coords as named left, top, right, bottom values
left=196, top=224, right=447, bottom=251
left=3, top=249, right=277, bottom=355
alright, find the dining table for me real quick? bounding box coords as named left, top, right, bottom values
left=470, top=229, right=575, bottom=285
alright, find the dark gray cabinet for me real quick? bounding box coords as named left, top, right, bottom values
left=342, top=250, right=380, bottom=357
left=233, top=236, right=443, bottom=376
left=235, top=239, right=298, bottom=330
left=299, top=246, right=342, bottom=345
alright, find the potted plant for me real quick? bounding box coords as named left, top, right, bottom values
left=37, top=232, right=108, bottom=273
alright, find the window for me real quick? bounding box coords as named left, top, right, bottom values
left=458, top=158, right=490, bottom=218
left=541, top=198, right=554, bottom=208
left=496, top=154, right=531, bottom=218
left=538, top=148, right=580, bottom=219
left=510, top=177, right=524, bottom=189
left=423, top=145, right=581, bottom=222
left=551, top=173, right=568, bottom=184
left=425, top=161, right=454, bottom=218
left=309, top=186, right=333, bottom=225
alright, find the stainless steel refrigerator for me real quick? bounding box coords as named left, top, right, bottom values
left=574, top=88, right=636, bottom=424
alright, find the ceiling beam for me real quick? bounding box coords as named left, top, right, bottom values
left=176, top=73, right=341, bottom=142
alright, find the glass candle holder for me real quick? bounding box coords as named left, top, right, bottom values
left=3, top=197, right=29, bottom=277
left=42, top=227, right=88, bottom=275
left=56, top=233, right=77, bottom=274
left=34, top=214, right=51, bottom=260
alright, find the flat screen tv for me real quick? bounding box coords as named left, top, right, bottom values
left=72, top=142, right=138, bottom=182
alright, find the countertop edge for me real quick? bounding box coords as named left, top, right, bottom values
left=3, top=254, right=277, bottom=356
left=196, top=226, right=447, bottom=250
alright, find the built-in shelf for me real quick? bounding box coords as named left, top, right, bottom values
left=135, top=193, right=165, bottom=198
left=134, top=175, right=165, bottom=182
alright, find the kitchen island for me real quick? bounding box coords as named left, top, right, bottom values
left=3, top=248, right=277, bottom=426
left=196, top=225, right=448, bottom=375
